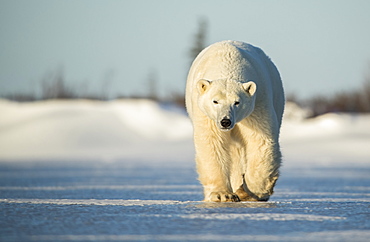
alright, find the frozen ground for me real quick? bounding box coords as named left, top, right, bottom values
left=0, top=99, right=369, bottom=241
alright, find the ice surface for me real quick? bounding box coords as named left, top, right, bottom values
left=0, top=198, right=188, bottom=206
left=0, top=99, right=369, bottom=241
left=1, top=161, right=369, bottom=241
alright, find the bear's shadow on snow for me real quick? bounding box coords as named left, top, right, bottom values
left=191, top=201, right=278, bottom=209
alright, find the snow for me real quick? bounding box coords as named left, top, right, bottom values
left=0, top=99, right=194, bottom=162
left=0, top=198, right=187, bottom=206
left=281, top=111, right=370, bottom=166
left=0, top=98, right=369, bottom=166
left=0, top=99, right=369, bottom=241
left=26, top=232, right=370, bottom=242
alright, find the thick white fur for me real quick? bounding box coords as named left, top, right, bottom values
left=185, top=40, right=284, bottom=202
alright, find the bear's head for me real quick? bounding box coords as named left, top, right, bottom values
left=197, top=79, right=257, bottom=131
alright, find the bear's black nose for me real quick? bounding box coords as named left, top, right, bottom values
left=220, top=118, right=232, bottom=128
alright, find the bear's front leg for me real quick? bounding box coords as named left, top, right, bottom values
left=194, top=126, right=240, bottom=202
left=197, top=165, right=240, bottom=202
left=196, top=154, right=240, bottom=202
left=243, top=137, right=281, bottom=201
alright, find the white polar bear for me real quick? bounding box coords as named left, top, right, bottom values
left=185, top=40, right=285, bottom=202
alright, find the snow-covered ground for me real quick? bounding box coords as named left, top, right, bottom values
left=0, top=99, right=369, bottom=241
left=0, top=99, right=369, bottom=165
left=281, top=102, right=370, bottom=167
left=0, top=99, right=194, bottom=163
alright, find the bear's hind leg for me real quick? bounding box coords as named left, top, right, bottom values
left=234, top=175, right=260, bottom=201
left=229, top=145, right=256, bottom=201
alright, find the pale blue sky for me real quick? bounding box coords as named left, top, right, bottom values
left=1, top=0, right=370, bottom=99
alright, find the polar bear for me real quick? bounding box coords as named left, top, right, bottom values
left=185, top=40, right=284, bottom=202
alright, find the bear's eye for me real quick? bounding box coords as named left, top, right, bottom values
left=213, top=100, right=218, bottom=104
left=234, top=101, right=240, bottom=106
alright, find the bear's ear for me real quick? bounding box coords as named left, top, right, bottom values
left=242, top=81, right=257, bottom=96
left=197, top=79, right=211, bottom=94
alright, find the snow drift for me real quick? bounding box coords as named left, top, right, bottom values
left=0, top=99, right=369, bottom=166
left=0, top=99, right=193, bottom=162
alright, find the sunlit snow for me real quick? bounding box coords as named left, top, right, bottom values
left=0, top=99, right=369, bottom=241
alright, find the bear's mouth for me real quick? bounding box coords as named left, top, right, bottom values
left=219, top=126, right=234, bottom=131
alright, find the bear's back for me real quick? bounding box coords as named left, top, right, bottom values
left=186, top=40, right=284, bottom=124
left=188, top=40, right=278, bottom=87
left=207, top=41, right=285, bottom=125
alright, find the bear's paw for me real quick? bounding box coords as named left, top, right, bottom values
left=208, top=191, right=240, bottom=202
